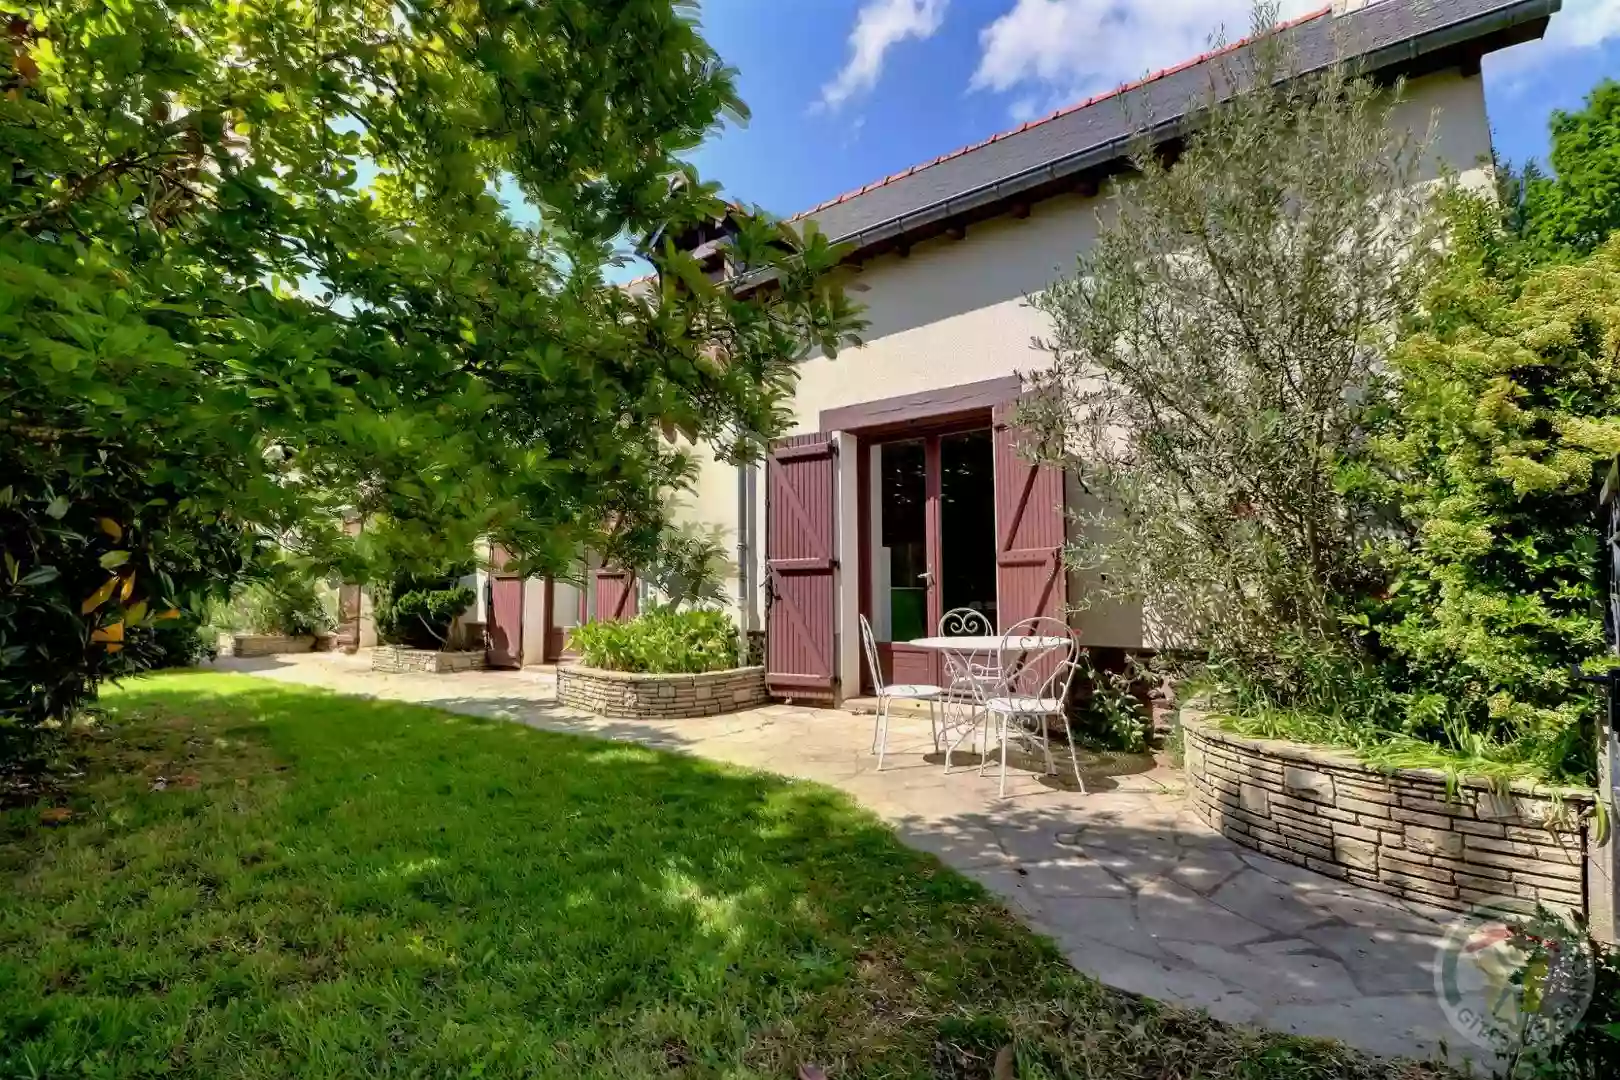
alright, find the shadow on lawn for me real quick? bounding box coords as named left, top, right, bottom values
left=0, top=674, right=1455, bottom=1080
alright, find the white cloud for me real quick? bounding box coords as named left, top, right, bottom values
left=818, top=0, right=948, bottom=112
left=1485, top=0, right=1620, bottom=83
left=969, top=0, right=1325, bottom=120
left=1554, top=0, right=1620, bottom=49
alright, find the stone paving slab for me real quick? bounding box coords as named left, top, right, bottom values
left=216, top=653, right=1484, bottom=1069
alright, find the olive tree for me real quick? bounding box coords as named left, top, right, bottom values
left=1020, top=3, right=1443, bottom=688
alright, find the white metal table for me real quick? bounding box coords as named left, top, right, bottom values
left=903, top=635, right=1071, bottom=768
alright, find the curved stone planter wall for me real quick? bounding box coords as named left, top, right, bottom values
left=557, top=665, right=768, bottom=720
left=370, top=646, right=486, bottom=674
left=217, top=634, right=316, bottom=658
left=1181, top=711, right=1593, bottom=918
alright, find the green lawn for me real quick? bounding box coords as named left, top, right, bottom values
left=0, top=672, right=1444, bottom=1079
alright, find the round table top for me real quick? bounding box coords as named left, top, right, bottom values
left=904, top=635, right=1070, bottom=651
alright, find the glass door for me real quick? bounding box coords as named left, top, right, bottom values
left=870, top=439, right=938, bottom=687
left=939, top=429, right=997, bottom=630
left=864, top=426, right=999, bottom=693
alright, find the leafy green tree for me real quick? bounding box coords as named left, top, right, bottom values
left=1520, top=79, right=1620, bottom=258
left=0, top=0, right=860, bottom=752
left=1365, top=200, right=1620, bottom=781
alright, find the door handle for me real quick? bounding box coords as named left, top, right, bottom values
left=918, top=570, right=933, bottom=584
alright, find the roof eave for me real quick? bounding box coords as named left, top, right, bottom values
left=825, top=0, right=1557, bottom=259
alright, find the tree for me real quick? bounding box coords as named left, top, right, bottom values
left=0, top=0, right=860, bottom=754
left=1020, top=3, right=1440, bottom=691
left=1365, top=202, right=1620, bottom=780
left=1520, top=79, right=1620, bottom=258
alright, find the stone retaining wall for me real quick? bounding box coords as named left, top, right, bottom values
left=557, top=665, right=768, bottom=719
left=1182, top=710, right=1593, bottom=918
left=369, top=646, right=487, bottom=674
left=217, top=634, right=315, bottom=658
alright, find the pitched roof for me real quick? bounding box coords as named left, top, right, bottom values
left=794, top=0, right=1559, bottom=253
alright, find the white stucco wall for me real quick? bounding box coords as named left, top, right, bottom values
left=678, top=66, right=1496, bottom=675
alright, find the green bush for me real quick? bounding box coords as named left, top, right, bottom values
left=143, top=615, right=217, bottom=670
left=240, top=579, right=333, bottom=637
left=387, top=587, right=474, bottom=650
left=1500, top=909, right=1620, bottom=1079
left=570, top=606, right=739, bottom=674
left=1358, top=221, right=1620, bottom=783
left=373, top=563, right=473, bottom=651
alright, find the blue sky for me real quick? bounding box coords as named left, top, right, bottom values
left=679, top=0, right=1620, bottom=221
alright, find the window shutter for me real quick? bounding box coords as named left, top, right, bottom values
left=765, top=433, right=839, bottom=700
left=992, top=401, right=1067, bottom=628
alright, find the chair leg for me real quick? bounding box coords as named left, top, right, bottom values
left=979, top=714, right=993, bottom=777
left=1041, top=714, right=1056, bottom=776
left=1065, top=730, right=1087, bottom=795
left=929, top=698, right=941, bottom=754
left=998, top=718, right=1010, bottom=799
left=875, top=697, right=889, bottom=772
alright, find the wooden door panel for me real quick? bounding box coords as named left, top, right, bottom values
left=992, top=401, right=1067, bottom=629
left=486, top=576, right=524, bottom=668
left=594, top=567, right=638, bottom=622
left=766, top=434, right=838, bottom=701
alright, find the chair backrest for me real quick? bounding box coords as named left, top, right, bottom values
left=996, top=616, right=1077, bottom=704
left=939, top=606, right=992, bottom=637
left=858, top=613, right=886, bottom=696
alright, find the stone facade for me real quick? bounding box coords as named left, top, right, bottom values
left=557, top=665, right=768, bottom=720
left=1182, top=711, right=1593, bottom=919
left=369, top=646, right=487, bottom=674
left=217, top=634, right=316, bottom=658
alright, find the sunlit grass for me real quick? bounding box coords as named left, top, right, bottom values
left=1, top=673, right=1449, bottom=1078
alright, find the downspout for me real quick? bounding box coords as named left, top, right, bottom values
left=736, top=461, right=758, bottom=638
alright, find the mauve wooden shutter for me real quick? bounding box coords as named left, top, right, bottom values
left=594, top=566, right=638, bottom=621
left=765, top=433, right=838, bottom=701
left=993, top=401, right=1066, bottom=629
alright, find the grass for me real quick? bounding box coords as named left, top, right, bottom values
left=0, top=672, right=1452, bottom=1079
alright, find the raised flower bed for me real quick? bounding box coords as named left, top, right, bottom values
left=1181, top=709, right=1594, bottom=919
left=557, top=664, right=767, bottom=719
left=217, top=633, right=317, bottom=658
left=370, top=645, right=486, bottom=674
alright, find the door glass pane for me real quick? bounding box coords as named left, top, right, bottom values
left=872, top=440, right=927, bottom=642
left=940, top=429, right=997, bottom=631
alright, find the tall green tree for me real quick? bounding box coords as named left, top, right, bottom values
left=1365, top=201, right=1620, bottom=781
left=1516, top=78, right=1620, bottom=258
left=0, top=0, right=860, bottom=750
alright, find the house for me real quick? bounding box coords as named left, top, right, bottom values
left=660, top=0, right=1560, bottom=704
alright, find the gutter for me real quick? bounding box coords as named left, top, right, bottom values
left=822, top=0, right=1558, bottom=255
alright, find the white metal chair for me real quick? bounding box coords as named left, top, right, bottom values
left=981, top=616, right=1086, bottom=798
left=859, top=614, right=942, bottom=771
left=938, top=607, right=998, bottom=769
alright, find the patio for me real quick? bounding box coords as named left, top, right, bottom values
left=219, top=651, right=1480, bottom=1068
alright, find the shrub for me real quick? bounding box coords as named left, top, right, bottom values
left=233, top=577, right=334, bottom=638
left=143, top=615, right=217, bottom=670
left=1, top=481, right=245, bottom=770
left=1069, top=654, right=1150, bottom=753
left=1360, top=223, right=1620, bottom=783
left=1499, top=909, right=1620, bottom=1079
left=385, top=586, right=475, bottom=650
left=570, top=606, right=739, bottom=674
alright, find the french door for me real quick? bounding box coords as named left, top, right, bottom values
left=866, top=428, right=997, bottom=690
